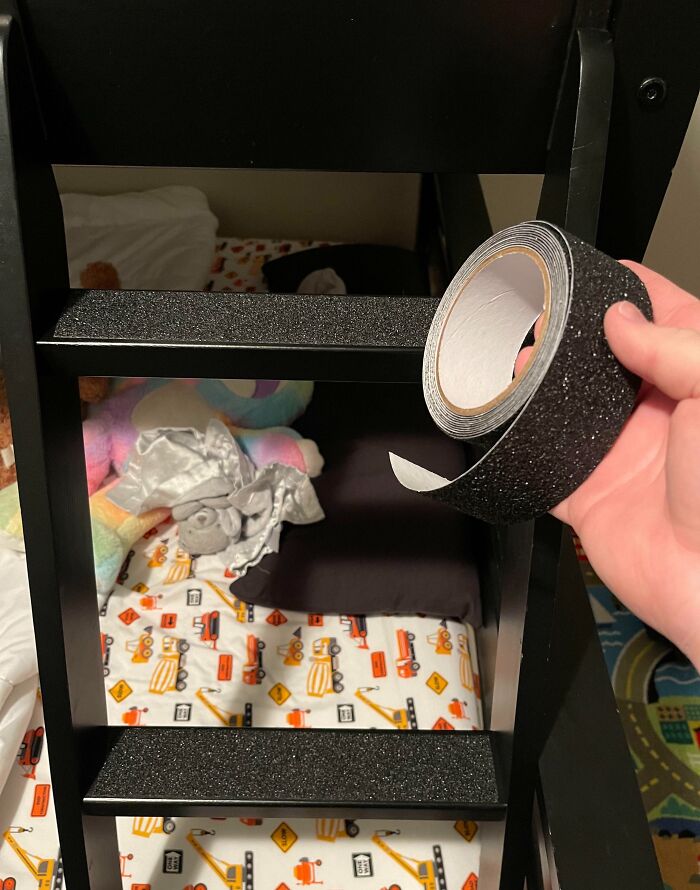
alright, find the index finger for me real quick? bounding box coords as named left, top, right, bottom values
left=620, top=260, right=700, bottom=331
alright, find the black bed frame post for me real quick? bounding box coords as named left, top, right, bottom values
left=597, top=0, right=700, bottom=262
left=529, top=4, right=700, bottom=887
left=490, top=18, right=631, bottom=890
left=494, top=1, right=698, bottom=883
left=0, top=7, right=121, bottom=888
left=480, top=517, right=563, bottom=890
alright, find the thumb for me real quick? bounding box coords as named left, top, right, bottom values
left=604, top=302, right=700, bottom=402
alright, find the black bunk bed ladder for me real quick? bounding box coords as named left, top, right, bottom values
left=1, top=1, right=697, bottom=888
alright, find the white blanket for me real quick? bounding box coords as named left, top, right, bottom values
left=0, top=550, right=38, bottom=800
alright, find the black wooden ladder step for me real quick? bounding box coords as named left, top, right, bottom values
left=83, top=727, right=506, bottom=821
left=37, top=289, right=438, bottom=380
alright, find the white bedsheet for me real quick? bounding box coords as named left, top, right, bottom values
left=0, top=524, right=484, bottom=888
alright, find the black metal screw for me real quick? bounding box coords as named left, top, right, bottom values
left=638, top=77, right=667, bottom=107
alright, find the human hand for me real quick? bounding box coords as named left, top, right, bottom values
left=516, top=262, right=700, bottom=670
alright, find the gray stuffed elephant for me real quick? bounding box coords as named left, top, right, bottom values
left=172, top=495, right=243, bottom=555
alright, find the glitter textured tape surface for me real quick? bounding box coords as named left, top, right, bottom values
left=52, top=290, right=438, bottom=348
left=85, top=727, right=502, bottom=815
left=391, top=221, right=651, bottom=523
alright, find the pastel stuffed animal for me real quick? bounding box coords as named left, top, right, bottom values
left=83, top=378, right=322, bottom=495
left=0, top=371, right=109, bottom=491
left=194, top=378, right=313, bottom=429
left=0, top=478, right=170, bottom=603
left=112, top=377, right=312, bottom=428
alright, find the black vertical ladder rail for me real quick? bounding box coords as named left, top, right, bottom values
left=479, top=18, right=668, bottom=889
left=597, top=0, right=700, bottom=263
left=531, top=1, right=700, bottom=885
left=0, top=8, right=121, bottom=887
left=499, top=14, right=670, bottom=890
left=476, top=23, right=619, bottom=890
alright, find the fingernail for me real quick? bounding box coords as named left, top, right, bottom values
left=616, top=301, right=646, bottom=324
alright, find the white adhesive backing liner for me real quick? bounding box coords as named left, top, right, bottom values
left=390, top=221, right=651, bottom=523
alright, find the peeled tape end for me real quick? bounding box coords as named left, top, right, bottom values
left=389, top=452, right=450, bottom=493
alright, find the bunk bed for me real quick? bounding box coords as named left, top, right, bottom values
left=0, top=1, right=697, bottom=888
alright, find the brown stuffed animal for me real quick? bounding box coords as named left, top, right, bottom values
left=0, top=374, right=16, bottom=490
left=77, top=375, right=110, bottom=419
left=79, top=260, right=121, bottom=290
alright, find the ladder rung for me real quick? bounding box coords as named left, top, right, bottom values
left=38, top=289, right=436, bottom=380
left=83, top=727, right=506, bottom=821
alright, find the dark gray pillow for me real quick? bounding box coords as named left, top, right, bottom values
left=232, top=384, right=482, bottom=623
left=263, top=244, right=430, bottom=296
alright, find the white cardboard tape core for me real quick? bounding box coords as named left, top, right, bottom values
left=437, top=250, right=547, bottom=412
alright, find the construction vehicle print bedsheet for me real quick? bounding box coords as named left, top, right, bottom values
left=0, top=521, right=483, bottom=889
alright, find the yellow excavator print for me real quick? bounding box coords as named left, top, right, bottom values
left=186, top=829, right=253, bottom=890
left=354, top=687, right=418, bottom=729
left=204, top=580, right=254, bottom=622
left=372, top=831, right=446, bottom=890
left=196, top=687, right=253, bottom=727
left=2, top=827, right=61, bottom=890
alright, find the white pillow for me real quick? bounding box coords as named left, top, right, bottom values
left=61, top=186, right=219, bottom=291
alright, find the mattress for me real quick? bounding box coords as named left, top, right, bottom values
left=0, top=522, right=484, bottom=888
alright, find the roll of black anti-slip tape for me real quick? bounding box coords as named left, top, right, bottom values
left=390, top=221, right=651, bottom=523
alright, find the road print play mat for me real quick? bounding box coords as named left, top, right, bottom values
left=582, top=539, right=700, bottom=890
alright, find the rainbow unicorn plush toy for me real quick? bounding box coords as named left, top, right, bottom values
left=83, top=377, right=320, bottom=495
left=0, top=376, right=321, bottom=602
